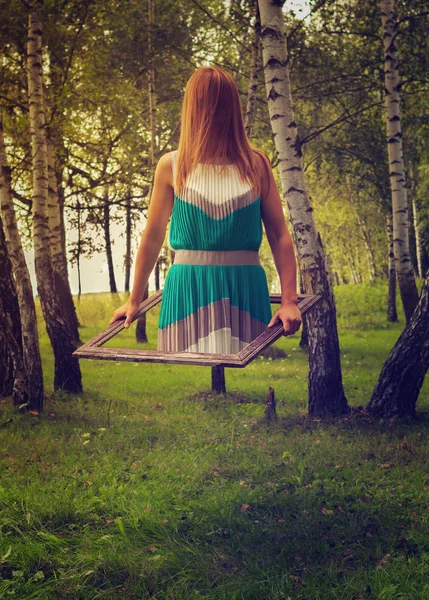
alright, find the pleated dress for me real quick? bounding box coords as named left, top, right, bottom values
left=157, top=149, right=272, bottom=354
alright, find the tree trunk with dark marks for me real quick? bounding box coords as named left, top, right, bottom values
left=0, top=119, right=44, bottom=409
left=411, top=193, right=424, bottom=280
left=124, top=192, right=132, bottom=292
left=135, top=284, right=149, bottom=342
left=265, top=386, right=277, bottom=422
left=103, top=190, right=117, bottom=294
left=380, top=0, right=419, bottom=323
left=367, top=270, right=429, bottom=418
left=299, top=272, right=308, bottom=348
left=386, top=213, right=398, bottom=322
left=154, top=256, right=160, bottom=291
left=356, top=212, right=378, bottom=280
left=27, top=1, right=82, bottom=394
left=244, top=0, right=261, bottom=138
left=136, top=0, right=157, bottom=343
left=0, top=216, right=29, bottom=406
left=258, top=0, right=349, bottom=418
left=0, top=337, right=13, bottom=399
left=47, top=135, right=81, bottom=345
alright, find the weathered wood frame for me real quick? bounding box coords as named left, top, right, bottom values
left=72, top=291, right=322, bottom=367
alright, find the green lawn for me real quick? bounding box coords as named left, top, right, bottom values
left=1, top=280, right=429, bottom=599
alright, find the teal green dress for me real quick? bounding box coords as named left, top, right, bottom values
left=157, top=150, right=272, bottom=354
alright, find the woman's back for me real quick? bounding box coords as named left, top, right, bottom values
left=157, top=149, right=272, bottom=355
left=167, top=149, right=263, bottom=253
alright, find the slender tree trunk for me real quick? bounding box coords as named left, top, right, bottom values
left=411, top=194, right=424, bottom=279
left=298, top=271, right=308, bottom=348
left=47, top=135, right=81, bottom=344
left=212, top=366, right=226, bottom=394
left=154, top=256, right=160, bottom=291
left=380, top=0, right=419, bottom=322
left=0, top=217, right=30, bottom=406
left=27, top=2, right=82, bottom=394
left=386, top=213, right=398, bottom=322
left=135, top=284, right=149, bottom=343
left=77, top=198, right=82, bottom=298
left=244, top=0, right=261, bottom=138
left=367, top=270, right=429, bottom=418
left=103, top=190, right=117, bottom=293
left=258, top=0, right=348, bottom=418
left=124, top=192, right=132, bottom=292
left=136, top=0, right=157, bottom=342
left=356, top=212, right=377, bottom=280
left=0, top=119, right=44, bottom=409
left=0, top=335, right=13, bottom=398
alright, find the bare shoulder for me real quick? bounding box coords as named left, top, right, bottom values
left=156, top=152, right=174, bottom=187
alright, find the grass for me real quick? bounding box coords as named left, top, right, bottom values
left=1, top=280, right=429, bottom=599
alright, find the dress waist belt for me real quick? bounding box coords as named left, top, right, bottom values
left=172, top=249, right=260, bottom=266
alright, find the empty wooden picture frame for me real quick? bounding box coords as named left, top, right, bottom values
left=72, top=290, right=322, bottom=368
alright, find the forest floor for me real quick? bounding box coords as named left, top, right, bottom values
left=1, top=280, right=429, bottom=599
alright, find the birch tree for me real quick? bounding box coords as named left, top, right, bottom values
left=47, top=135, right=81, bottom=344
left=258, top=0, right=348, bottom=418
left=0, top=216, right=29, bottom=407
left=0, top=119, right=44, bottom=410
left=380, top=0, right=419, bottom=322
left=367, top=270, right=429, bottom=418
left=244, top=0, right=261, bottom=139
left=386, top=213, right=398, bottom=322
left=27, top=0, right=82, bottom=393
left=136, top=0, right=155, bottom=344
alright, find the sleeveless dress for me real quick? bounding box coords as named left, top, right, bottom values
left=157, top=149, right=272, bottom=354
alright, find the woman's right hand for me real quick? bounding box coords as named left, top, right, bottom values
left=109, top=298, right=141, bottom=329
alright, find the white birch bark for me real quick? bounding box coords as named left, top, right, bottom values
left=380, top=0, right=419, bottom=322
left=0, top=121, right=44, bottom=409
left=47, top=136, right=80, bottom=344
left=27, top=1, right=82, bottom=393
left=411, top=194, right=423, bottom=279
left=245, top=0, right=261, bottom=139
left=136, top=0, right=155, bottom=343
left=0, top=217, right=29, bottom=406
left=258, top=0, right=348, bottom=417
left=386, top=212, right=398, bottom=322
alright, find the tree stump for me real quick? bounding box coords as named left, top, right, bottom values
left=265, top=386, right=277, bottom=423
left=211, top=365, right=226, bottom=394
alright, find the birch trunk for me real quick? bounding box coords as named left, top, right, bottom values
left=380, top=0, right=419, bottom=322
left=103, top=190, right=117, bottom=293
left=0, top=120, right=44, bottom=409
left=386, top=213, right=398, bottom=322
left=411, top=194, right=424, bottom=279
left=47, top=136, right=81, bottom=344
left=0, top=217, right=29, bottom=406
left=124, top=193, right=132, bottom=292
left=77, top=199, right=82, bottom=298
left=258, top=0, right=348, bottom=417
left=136, top=0, right=156, bottom=342
left=27, top=2, right=82, bottom=393
left=0, top=336, right=13, bottom=398
left=244, top=0, right=261, bottom=138
left=367, top=269, right=429, bottom=418
left=356, top=212, right=377, bottom=280
left=135, top=284, right=149, bottom=343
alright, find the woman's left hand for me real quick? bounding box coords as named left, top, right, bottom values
left=267, top=303, right=302, bottom=335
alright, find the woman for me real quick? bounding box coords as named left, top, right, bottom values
left=110, top=66, right=301, bottom=353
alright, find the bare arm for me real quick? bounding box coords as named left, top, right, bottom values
left=109, top=152, right=174, bottom=327
left=258, top=151, right=301, bottom=335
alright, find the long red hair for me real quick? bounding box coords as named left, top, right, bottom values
left=174, top=66, right=267, bottom=196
